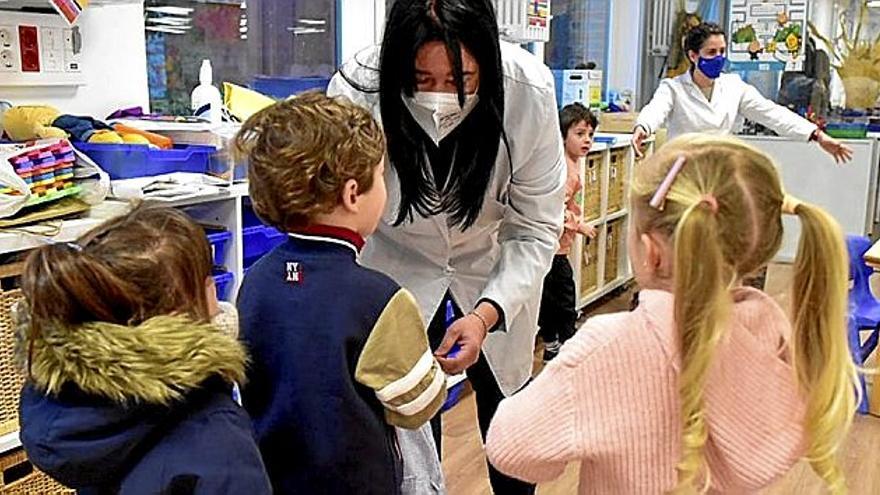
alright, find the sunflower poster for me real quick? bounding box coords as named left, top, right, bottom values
left=728, top=0, right=808, bottom=72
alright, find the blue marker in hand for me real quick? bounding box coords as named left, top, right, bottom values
left=445, top=299, right=462, bottom=359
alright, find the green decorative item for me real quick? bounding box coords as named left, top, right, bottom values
left=732, top=24, right=757, bottom=43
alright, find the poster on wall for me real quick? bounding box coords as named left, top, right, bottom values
left=527, top=0, right=550, bottom=28
left=727, top=0, right=808, bottom=72
left=49, top=0, right=90, bottom=25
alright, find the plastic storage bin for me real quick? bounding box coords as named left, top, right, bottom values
left=243, top=225, right=286, bottom=268
left=76, top=143, right=215, bottom=179
left=213, top=271, right=234, bottom=302
left=205, top=229, right=232, bottom=268
left=209, top=149, right=247, bottom=182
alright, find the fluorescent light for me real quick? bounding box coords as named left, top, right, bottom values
left=287, top=27, right=327, bottom=35
left=146, top=26, right=190, bottom=35
left=869, top=0, right=880, bottom=6
left=147, top=17, right=192, bottom=26
left=298, top=19, right=326, bottom=25
left=145, top=6, right=194, bottom=16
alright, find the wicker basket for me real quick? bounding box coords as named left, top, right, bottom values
left=0, top=262, right=25, bottom=438
left=606, top=149, right=627, bottom=215
left=583, top=152, right=603, bottom=222
left=604, top=220, right=621, bottom=284
left=0, top=448, right=73, bottom=494
left=580, top=236, right=599, bottom=299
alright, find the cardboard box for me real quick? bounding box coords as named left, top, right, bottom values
left=553, top=69, right=602, bottom=109
left=598, top=112, right=638, bottom=133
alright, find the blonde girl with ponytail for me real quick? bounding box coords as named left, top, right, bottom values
left=485, top=134, right=858, bottom=494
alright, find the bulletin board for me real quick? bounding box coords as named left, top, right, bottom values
left=727, top=0, right=809, bottom=72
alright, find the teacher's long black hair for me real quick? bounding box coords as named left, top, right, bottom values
left=378, top=0, right=508, bottom=229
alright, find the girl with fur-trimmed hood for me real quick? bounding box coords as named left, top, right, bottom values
left=15, top=203, right=271, bottom=495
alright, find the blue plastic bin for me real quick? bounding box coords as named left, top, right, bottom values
left=251, top=76, right=330, bottom=99
left=213, top=271, right=234, bottom=301
left=76, top=143, right=216, bottom=179
left=242, top=200, right=264, bottom=228
left=243, top=225, right=286, bottom=268
left=205, top=229, right=232, bottom=268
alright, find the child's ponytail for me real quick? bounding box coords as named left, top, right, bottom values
left=789, top=200, right=859, bottom=494
left=672, top=198, right=732, bottom=493
left=20, top=203, right=216, bottom=366
left=20, top=241, right=140, bottom=375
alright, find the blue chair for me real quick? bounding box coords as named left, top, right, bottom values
left=846, top=235, right=880, bottom=413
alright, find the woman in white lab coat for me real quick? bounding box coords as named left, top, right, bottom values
left=327, top=1, right=564, bottom=494
left=634, top=22, right=852, bottom=163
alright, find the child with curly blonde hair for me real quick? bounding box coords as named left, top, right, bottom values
left=235, top=92, right=446, bottom=495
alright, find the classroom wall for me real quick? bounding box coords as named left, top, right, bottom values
left=1, top=0, right=149, bottom=118
left=607, top=0, right=645, bottom=100
left=338, top=0, right=385, bottom=63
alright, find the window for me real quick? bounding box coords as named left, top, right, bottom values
left=545, top=0, right=611, bottom=71
left=145, top=0, right=337, bottom=114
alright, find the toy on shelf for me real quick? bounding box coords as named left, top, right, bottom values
left=0, top=140, right=83, bottom=208
left=2, top=105, right=167, bottom=147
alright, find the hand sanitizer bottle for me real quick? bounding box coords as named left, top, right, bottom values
left=191, top=59, right=222, bottom=126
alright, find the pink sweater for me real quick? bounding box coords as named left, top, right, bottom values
left=486, top=288, right=807, bottom=494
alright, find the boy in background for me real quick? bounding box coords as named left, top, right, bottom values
left=539, top=103, right=598, bottom=361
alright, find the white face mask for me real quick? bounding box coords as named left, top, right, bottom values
left=401, top=91, right=479, bottom=146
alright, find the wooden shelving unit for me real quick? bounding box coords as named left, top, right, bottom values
left=571, top=133, right=653, bottom=310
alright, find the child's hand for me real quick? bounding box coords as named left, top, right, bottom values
left=580, top=224, right=598, bottom=239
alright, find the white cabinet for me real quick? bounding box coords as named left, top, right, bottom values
left=739, top=136, right=880, bottom=262
left=570, top=133, right=650, bottom=309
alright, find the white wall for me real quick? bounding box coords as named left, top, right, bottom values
left=339, top=0, right=385, bottom=63
left=607, top=0, right=644, bottom=98
left=1, top=0, right=149, bottom=118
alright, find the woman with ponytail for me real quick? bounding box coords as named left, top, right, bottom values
left=17, top=203, right=271, bottom=494
left=485, top=135, right=858, bottom=494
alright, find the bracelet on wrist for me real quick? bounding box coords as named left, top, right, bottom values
left=469, top=310, right=489, bottom=334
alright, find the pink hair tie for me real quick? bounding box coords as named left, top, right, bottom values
left=649, top=156, right=687, bottom=210
left=699, top=194, right=719, bottom=214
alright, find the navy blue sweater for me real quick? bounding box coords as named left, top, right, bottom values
left=239, top=227, right=429, bottom=495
